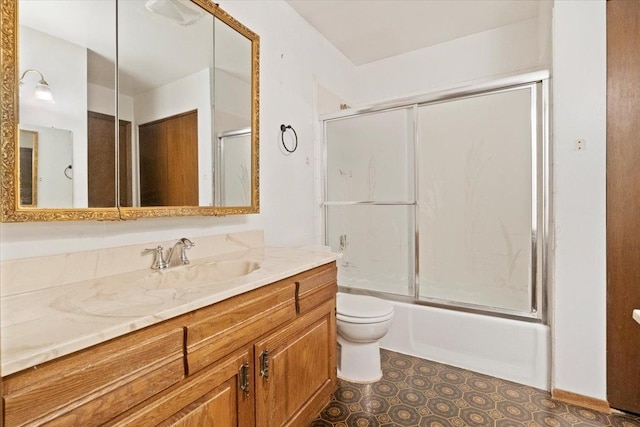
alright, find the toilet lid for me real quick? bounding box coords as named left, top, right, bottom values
left=337, top=293, right=394, bottom=318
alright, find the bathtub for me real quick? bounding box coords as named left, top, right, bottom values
left=379, top=300, right=550, bottom=390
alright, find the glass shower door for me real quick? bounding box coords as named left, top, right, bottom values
left=417, top=86, right=538, bottom=313
left=324, top=107, right=415, bottom=296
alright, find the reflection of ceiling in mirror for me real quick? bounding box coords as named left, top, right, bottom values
left=215, top=19, right=252, bottom=84
left=19, top=0, right=252, bottom=97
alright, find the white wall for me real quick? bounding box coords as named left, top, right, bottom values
left=214, top=69, right=251, bottom=139
left=354, top=18, right=543, bottom=104
left=87, top=83, right=134, bottom=122
left=0, top=0, right=356, bottom=262
left=215, top=69, right=251, bottom=122
left=551, top=0, right=607, bottom=400
left=19, top=25, right=88, bottom=208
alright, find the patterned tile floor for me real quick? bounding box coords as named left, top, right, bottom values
left=310, top=349, right=640, bottom=427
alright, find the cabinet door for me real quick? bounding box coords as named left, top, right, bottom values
left=107, top=347, right=254, bottom=427
left=158, top=377, right=242, bottom=427
left=255, top=299, right=336, bottom=427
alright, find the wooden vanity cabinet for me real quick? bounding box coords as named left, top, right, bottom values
left=1, top=262, right=337, bottom=427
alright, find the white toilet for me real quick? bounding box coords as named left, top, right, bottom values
left=336, top=293, right=394, bottom=383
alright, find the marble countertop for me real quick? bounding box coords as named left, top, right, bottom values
left=1, top=246, right=340, bottom=376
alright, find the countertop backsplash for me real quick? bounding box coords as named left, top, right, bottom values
left=0, top=230, right=264, bottom=298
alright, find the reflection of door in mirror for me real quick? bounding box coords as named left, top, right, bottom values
left=139, top=110, right=199, bottom=206
left=19, top=125, right=73, bottom=208
left=216, top=129, right=251, bottom=207
left=18, top=130, right=38, bottom=206
left=87, top=112, right=132, bottom=207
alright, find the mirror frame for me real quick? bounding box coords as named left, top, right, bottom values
left=0, top=0, right=260, bottom=222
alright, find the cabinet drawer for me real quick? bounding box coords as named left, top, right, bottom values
left=2, top=324, right=185, bottom=427
left=295, top=262, right=337, bottom=314
left=185, top=280, right=296, bottom=374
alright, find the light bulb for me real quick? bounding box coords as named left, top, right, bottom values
left=34, top=81, right=54, bottom=104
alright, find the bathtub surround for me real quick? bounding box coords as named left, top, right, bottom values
left=323, top=75, right=549, bottom=391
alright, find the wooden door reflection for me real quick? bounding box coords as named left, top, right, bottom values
left=87, top=111, right=132, bottom=207
left=18, top=130, right=37, bottom=206
left=138, top=110, right=199, bottom=207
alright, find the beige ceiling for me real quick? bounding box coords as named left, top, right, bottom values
left=286, top=0, right=541, bottom=65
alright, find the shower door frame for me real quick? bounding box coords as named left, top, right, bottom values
left=322, top=71, right=550, bottom=323
left=215, top=127, right=252, bottom=206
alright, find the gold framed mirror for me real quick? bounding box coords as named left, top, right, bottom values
left=0, top=0, right=259, bottom=222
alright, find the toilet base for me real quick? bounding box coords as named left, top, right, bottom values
left=337, top=335, right=382, bottom=383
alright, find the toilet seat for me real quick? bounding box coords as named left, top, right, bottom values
left=337, top=311, right=394, bottom=324
left=337, top=293, right=394, bottom=324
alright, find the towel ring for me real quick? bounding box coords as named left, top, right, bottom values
left=280, top=124, right=298, bottom=153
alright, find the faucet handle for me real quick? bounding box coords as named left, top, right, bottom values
left=178, top=238, right=195, bottom=265
left=179, top=238, right=195, bottom=249
left=143, top=246, right=168, bottom=270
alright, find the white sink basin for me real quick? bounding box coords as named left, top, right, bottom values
left=634, top=309, right=640, bottom=325
left=65, top=260, right=261, bottom=318
left=143, top=259, right=261, bottom=288
left=190, top=259, right=260, bottom=279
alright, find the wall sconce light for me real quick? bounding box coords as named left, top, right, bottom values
left=19, top=69, right=55, bottom=104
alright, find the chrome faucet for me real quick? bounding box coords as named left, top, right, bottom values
left=144, top=238, right=195, bottom=270
left=167, top=237, right=195, bottom=266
